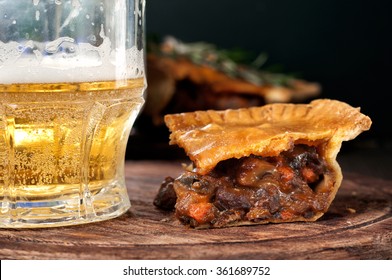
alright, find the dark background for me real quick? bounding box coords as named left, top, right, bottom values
left=143, top=0, right=391, bottom=143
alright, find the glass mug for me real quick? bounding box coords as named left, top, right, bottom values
left=0, top=0, right=146, bottom=227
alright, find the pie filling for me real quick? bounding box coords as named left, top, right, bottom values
left=154, top=144, right=333, bottom=228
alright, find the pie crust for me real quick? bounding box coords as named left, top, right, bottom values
left=156, top=99, right=372, bottom=228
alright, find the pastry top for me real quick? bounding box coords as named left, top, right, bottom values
left=164, top=99, right=372, bottom=175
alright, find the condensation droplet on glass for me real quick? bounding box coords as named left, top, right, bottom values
left=86, top=14, right=90, bottom=20
left=3, top=13, right=8, bottom=19
left=35, top=10, right=40, bottom=21
left=99, top=6, right=104, bottom=12
left=72, top=0, right=81, bottom=9
left=12, top=19, right=16, bottom=24
left=91, top=22, right=95, bottom=26
left=55, top=0, right=62, bottom=5
left=88, top=35, right=97, bottom=44
left=33, top=0, right=40, bottom=6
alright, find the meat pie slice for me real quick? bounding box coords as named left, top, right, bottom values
left=154, top=99, right=372, bottom=228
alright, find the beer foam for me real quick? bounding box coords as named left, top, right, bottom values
left=0, top=37, right=145, bottom=84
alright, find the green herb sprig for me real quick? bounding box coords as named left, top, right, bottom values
left=148, top=36, right=295, bottom=87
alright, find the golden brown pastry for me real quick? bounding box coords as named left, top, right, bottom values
left=154, top=99, right=372, bottom=228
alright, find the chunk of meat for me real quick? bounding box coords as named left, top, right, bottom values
left=153, top=177, right=176, bottom=210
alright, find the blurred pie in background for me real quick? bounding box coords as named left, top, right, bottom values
left=128, top=36, right=321, bottom=159
left=143, top=36, right=321, bottom=126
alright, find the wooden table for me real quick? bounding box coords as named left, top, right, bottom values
left=0, top=160, right=391, bottom=260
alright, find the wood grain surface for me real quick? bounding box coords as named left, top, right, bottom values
left=0, top=160, right=391, bottom=260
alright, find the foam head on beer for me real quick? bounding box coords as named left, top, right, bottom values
left=0, top=0, right=145, bottom=84
left=0, top=34, right=145, bottom=84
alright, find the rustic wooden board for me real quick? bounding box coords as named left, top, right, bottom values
left=0, top=160, right=391, bottom=260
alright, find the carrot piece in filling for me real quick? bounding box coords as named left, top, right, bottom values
left=301, top=167, right=319, bottom=183
left=277, top=165, right=295, bottom=183
left=188, top=203, right=215, bottom=224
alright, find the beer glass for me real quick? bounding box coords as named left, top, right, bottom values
left=0, top=0, right=146, bottom=227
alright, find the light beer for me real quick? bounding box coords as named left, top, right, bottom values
left=0, top=78, right=145, bottom=227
